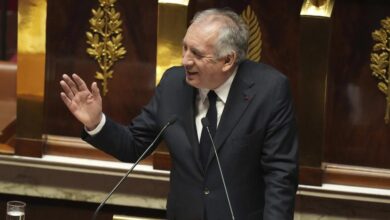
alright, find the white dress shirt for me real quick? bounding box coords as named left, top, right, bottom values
left=195, top=69, right=237, bottom=141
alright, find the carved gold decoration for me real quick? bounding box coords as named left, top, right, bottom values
left=86, top=0, right=127, bottom=96
left=370, top=17, right=390, bottom=124
left=241, top=5, right=262, bottom=62
left=300, top=0, right=334, bottom=18
left=309, top=0, right=328, bottom=7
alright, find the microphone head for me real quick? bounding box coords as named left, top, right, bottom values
left=201, top=117, right=209, bottom=127
left=168, top=115, right=177, bottom=125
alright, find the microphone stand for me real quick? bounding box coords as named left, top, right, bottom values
left=202, top=118, right=235, bottom=220
left=92, top=117, right=176, bottom=220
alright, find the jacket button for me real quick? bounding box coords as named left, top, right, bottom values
left=204, top=188, right=210, bottom=195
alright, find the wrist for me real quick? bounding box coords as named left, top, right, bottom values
left=86, top=113, right=103, bottom=131
left=85, top=114, right=106, bottom=136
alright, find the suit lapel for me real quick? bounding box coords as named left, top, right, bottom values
left=179, top=80, right=204, bottom=173
left=205, top=67, right=256, bottom=168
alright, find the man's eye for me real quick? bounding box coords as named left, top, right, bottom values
left=192, top=51, right=203, bottom=58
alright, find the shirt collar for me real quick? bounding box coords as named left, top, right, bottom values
left=198, top=67, right=238, bottom=104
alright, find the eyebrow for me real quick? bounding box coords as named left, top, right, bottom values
left=192, top=47, right=204, bottom=56
left=183, top=41, right=206, bottom=57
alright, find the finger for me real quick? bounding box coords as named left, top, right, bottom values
left=60, top=80, right=75, bottom=100
left=60, top=92, right=72, bottom=109
left=72, top=73, right=89, bottom=91
left=91, top=82, right=100, bottom=98
left=62, top=74, right=79, bottom=95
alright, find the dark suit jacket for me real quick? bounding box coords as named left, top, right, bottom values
left=83, top=60, right=298, bottom=220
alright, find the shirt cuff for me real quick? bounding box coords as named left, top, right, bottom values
left=85, top=113, right=106, bottom=136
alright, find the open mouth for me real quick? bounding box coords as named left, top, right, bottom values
left=186, top=71, right=197, bottom=75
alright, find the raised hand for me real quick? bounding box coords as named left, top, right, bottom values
left=60, top=74, right=103, bottom=130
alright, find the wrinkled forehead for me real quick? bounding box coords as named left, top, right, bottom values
left=183, top=22, right=220, bottom=51
left=182, top=15, right=230, bottom=52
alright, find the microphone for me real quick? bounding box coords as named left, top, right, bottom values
left=201, top=118, right=235, bottom=220
left=92, top=116, right=177, bottom=220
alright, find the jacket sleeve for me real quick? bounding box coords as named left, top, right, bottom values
left=261, top=77, right=299, bottom=220
left=81, top=71, right=172, bottom=162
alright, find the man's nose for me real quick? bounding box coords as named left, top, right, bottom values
left=182, top=51, right=194, bottom=67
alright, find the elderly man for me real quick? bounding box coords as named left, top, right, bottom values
left=60, top=8, right=298, bottom=220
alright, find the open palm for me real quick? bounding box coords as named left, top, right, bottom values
left=60, top=74, right=102, bottom=130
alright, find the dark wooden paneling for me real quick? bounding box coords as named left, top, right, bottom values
left=153, top=151, right=171, bottom=171
left=325, top=0, right=390, bottom=169
left=44, top=0, right=158, bottom=137
left=247, top=0, right=302, bottom=95
left=0, top=119, right=15, bottom=143
left=299, top=166, right=323, bottom=186
left=14, top=138, right=43, bottom=157
left=45, top=142, right=154, bottom=165
left=324, top=167, right=390, bottom=189
left=298, top=16, right=332, bottom=168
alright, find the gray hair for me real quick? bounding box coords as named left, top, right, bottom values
left=191, top=8, right=249, bottom=64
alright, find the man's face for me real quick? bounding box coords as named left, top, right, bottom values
left=182, top=22, right=232, bottom=89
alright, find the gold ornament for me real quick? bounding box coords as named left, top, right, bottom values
left=370, top=17, right=390, bottom=124
left=241, top=5, right=262, bottom=62
left=86, top=0, right=127, bottom=96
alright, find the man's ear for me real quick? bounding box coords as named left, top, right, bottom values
left=222, top=52, right=237, bottom=72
